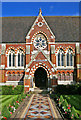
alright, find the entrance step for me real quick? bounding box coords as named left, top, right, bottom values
left=34, top=87, right=48, bottom=94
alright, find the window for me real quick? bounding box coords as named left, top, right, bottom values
left=17, top=49, right=24, bottom=67
left=67, top=53, right=69, bottom=66
left=58, top=53, right=60, bottom=66
left=21, top=53, right=24, bottom=66
left=70, top=53, right=73, bottom=66
left=18, top=53, right=20, bottom=66
left=58, top=49, right=64, bottom=66
left=9, top=54, right=11, bottom=67
left=34, top=33, right=47, bottom=49
left=67, top=49, right=73, bottom=66
left=8, top=49, right=15, bottom=67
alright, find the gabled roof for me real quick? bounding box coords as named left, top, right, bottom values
left=26, top=49, right=55, bottom=70
left=1, top=16, right=80, bottom=43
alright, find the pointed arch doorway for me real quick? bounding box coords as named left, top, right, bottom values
left=34, top=67, right=48, bottom=88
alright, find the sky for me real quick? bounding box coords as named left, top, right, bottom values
left=1, top=2, right=80, bottom=17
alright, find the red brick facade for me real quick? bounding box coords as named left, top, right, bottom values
left=0, top=10, right=81, bottom=92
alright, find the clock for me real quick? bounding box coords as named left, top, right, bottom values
left=33, top=34, right=47, bottom=49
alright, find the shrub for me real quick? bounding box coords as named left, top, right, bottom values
left=55, top=84, right=81, bottom=95
left=2, top=86, right=13, bottom=95
left=10, top=99, right=16, bottom=106
left=13, top=85, right=24, bottom=95
left=62, top=99, right=68, bottom=112
left=2, top=85, right=24, bottom=95
left=21, top=93, right=26, bottom=99
left=2, top=105, right=11, bottom=118
left=69, top=106, right=79, bottom=119
left=59, top=95, right=64, bottom=106
left=14, top=101, right=19, bottom=109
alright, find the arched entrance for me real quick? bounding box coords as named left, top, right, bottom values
left=34, top=67, right=47, bottom=88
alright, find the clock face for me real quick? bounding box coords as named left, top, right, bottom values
left=33, top=34, right=47, bottom=49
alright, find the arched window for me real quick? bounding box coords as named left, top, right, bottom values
left=70, top=53, right=73, bottom=66
left=58, top=49, right=64, bottom=66
left=21, top=53, right=24, bottom=66
left=8, top=49, right=15, bottom=67
left=58, top=53, right=60, bottom=66
left=67, top=49, right=73, bottom=66
left=67, top=53, right=69, bottom=66
left=18, top=53, right=20, bottom=66
left=61, top=53, right=64, bottom=66
left=17, top=49, right=24, bottom=67
left=9, top=54, right=11, bottom=67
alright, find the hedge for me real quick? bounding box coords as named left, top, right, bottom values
left=55, top=84, right=81, bottom=95
left=2, top=85, right=24, bottom=95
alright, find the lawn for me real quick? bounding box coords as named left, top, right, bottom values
left=0, top=95, right=18, bottom=108
left=63, top=95, right=81, bottom=115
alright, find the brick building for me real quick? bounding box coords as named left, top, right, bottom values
left=0, top=9, right=81, bottom=92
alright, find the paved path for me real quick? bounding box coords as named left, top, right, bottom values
left=22, top=94, right=58, bottom=120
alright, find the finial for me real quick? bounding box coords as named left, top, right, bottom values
left=39, top=8, right=42, bottom=14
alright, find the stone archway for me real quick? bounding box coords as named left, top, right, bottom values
left=34, top=67, right=48, bottom=88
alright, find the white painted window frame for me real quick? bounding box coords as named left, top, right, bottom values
left=7, top=50, right=15, bottom=68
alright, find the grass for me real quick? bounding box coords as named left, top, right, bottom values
left=0, top=95, right=19, bottom=109
left=63, top=95, right=81, bottom=115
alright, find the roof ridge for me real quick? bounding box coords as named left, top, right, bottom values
left=1, top=16, right=80, bottom=18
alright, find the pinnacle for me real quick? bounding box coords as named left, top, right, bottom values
left=39, top=8, right=42, bottom=14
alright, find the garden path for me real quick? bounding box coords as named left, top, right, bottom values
left=22, top=94, right=60, bottom=120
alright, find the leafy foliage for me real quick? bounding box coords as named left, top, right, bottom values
left=2, top=85, right=24, bottom=95
left=2, top=105, right=11, bottom=118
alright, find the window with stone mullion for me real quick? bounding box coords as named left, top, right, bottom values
left=18, top=53, right=20, bottom=66
left=70, top=53, right=73, bottom=66
left=9, top=53, right=11, bottom=67
left=58, top=53, right=60, bottom=66
left=21, top=53, right=24, bottom=66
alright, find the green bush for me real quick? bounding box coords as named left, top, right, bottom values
left=59, top=95, right=64, bottom=105
left=13, top=85, right=24, bottom=95
left=21, top=93, right=26, bottom=99
left=2, top=86, right=13, bottom=95
left=10, top=99, right=16, bottom=106
left=14, top=102, right=19, bottom=109
left=62, top=99, right=68, bottom=112
left=2, top=105, right=11, bottom=118
left=69, top=106, right=79, bottom=119
left=2, top=85, right=24, bottom=95
left=55, top=84, right=81, bottom=95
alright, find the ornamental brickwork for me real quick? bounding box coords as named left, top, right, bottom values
left=0, top=9, right=81, bottom=92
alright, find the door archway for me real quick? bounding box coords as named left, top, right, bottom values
left=34, top=67, right=47, bottom=88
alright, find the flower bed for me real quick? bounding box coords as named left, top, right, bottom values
left=1, top=93, right=31, bottom=120
left=50, top=94, right=81, bottom=119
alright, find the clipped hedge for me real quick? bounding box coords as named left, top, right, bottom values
left=2, top=85, right=24, bottom=95
left=55, top=84, right=81, bottom=95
